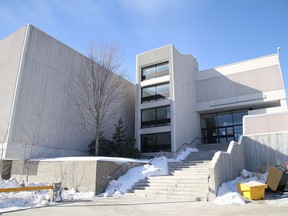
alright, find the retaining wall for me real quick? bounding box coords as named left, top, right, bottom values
left=208, top=140, right=245, bottom=201
left=11, top=158, right=145, bottom=194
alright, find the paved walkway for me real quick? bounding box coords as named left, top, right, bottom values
left=2, top=196, right=288, bottom=216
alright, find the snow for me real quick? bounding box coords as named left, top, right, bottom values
left=31, top=156, right=147, bottom=164
left=0, top=149, right=287, bottom=212
left=213, top=169, right=268, bottom=205
left=0, top=178, right=95, bottom=213
left=100, top=156, right=169, bottom=197
left=101, top=147, right=198, bottom=197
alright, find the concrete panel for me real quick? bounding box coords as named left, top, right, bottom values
left=209, top=141, right=245, bottom=200
left=3, top=25, right=135, bottom=159
left=195, top=65, right=283, bottom=103
left=171, top=47, right=199, bottom=151
left=244, top=112, right=288, bottom=135
left=137, top=45, right=172, bottom=68
left=242, top=132, right=288, bottom=172
left=195, top=54, right=280, bottom=79
left=12, top=160, right=97, bottom=192
left=11, top=159, right=145, bottom=194
left=0, top=26, right=27, bottom=145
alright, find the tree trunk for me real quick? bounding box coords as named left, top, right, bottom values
left=95, top=129, right=99, bottom=156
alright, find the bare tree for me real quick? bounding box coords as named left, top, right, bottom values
left=18, top=109, right=52, bottom=182
left=69, top=42, right=127, bottom=155
left=0, top=123, right=10, bottom=178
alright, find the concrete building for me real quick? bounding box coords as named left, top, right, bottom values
left=136, top=45, right=287, bottom=153
left=1, top=25, right=286, bottom=160
left=0, top=24, right=135, bottom=160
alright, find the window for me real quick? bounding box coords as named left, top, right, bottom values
left=141, top=106, right=170, bottom=128
left=141, top=132, right=171, bottom=152
left=141, top=62, right=169, bottom=81
left=141, top=83, right=170, bottom=103
left=201, top=110, right=248, bottom=144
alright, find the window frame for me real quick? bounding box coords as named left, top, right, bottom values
left=141, top=132, right=171, bottom=153
left=141, top=82, right=170, bottom=103
left=141, top=105, right=171, bottom=128
left=141, top=62, right=169, bottom=81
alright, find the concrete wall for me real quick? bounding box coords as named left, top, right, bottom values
left=6, top=25, right=89, bottom=159
left=194, top=54, right=286, bottom=112
left=171, top=47, right=199, bottom=152
left=208, top=141, right=245, bottom=201
left=11, top=158, right=144, bottom=194
left=242, top=133, right=288, bottom=172
left=0, top=26, right=27, bottom=147
left=244, top=112, right=288, bottom=135
left=242, top=112, right=288, bottom=172
left=2, top=24, right=135, bottom=159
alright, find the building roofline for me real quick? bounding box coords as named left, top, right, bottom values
left=137, top=44, right=173, bottom=56
left=198, top=53, right=279, bottom=73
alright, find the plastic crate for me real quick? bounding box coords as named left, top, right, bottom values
left=238, top=182, right=268, bottom=200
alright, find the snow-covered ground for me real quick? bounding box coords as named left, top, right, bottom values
left=1, top=147, right=287, bottom=212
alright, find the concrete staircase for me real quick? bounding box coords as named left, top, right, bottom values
left=127, top=143, right=228, bottom=201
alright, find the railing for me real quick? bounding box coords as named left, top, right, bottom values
left=103, top=161, right=133, bottom=179
left=0, top=182, right=62, bottom=202
left=103, top=151, right=176, bottom=179
left=176, top=137, right=202, bottom=154
left=148, top=151, right=177, bottom=164
left=0, top=185, right=53, bottom=193
left=103, top=137, right=202, bottom=180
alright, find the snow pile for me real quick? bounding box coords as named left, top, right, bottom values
left=176, top=147, right=198, bottom=161
left=101, top=148, right=199, bottom=197
left=101, top=156, right=169, bottom=197
left=0, top=178, right=20, bottom=188
left=214, top=169, right=268, bottom=205
left=61, top=189, right=95, bottom=201
left=0, top=178, right=51, bottom=213
left=0, top=178, right=95, bottom=213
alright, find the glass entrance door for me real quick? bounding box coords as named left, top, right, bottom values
left=201, top=110, right=247, bottom=144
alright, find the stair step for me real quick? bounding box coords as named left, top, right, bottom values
left=169, top=169, right=208, bottom=173
left=126, top=192, right=208, bottom=201
left=132, top=186, right=208, bottom=192
left=169, top=161, right=210, bottom=165
left=127, top=152, right=213, bottom=202
left=133, top=189, right=208, bottom=197
left=168, top=165, right=209, bottom=169
left=134, top=181, right=208, bottom=187
left=148, top=175, right=208, bottom=180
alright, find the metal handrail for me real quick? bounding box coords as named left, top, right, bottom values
left=103, top=138, right=202, bottom=179
left=176, top=137, right=202, bottom=153
left=103, top=161, right=133, bottom=179
left=148, top=151, right=177, bottom=164
left=103, top=151, right=176, bottom=179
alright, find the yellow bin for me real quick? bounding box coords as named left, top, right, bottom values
left=238, top=182, right=268, bottom=200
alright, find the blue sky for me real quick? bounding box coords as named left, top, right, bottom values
left=1, top=0, right=288, bottom=93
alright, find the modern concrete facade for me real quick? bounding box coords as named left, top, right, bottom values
left=0, top=24, right=135, bottom=160
left=136, top=45, right=287, bottom=154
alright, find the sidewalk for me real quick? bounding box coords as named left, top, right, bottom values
left=3, top=196, right=288, bottom=216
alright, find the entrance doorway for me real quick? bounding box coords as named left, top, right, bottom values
left=201, top=110, right=247, bottom=144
